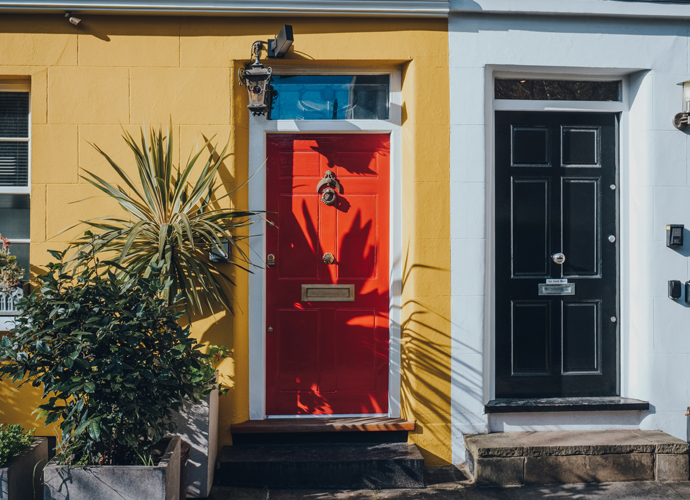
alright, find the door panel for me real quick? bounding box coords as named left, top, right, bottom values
left=266, top=134, right=390, bottom=415
left=496, top=111, right=618, bottom=398
left=512, top=178, right=550, bottom=276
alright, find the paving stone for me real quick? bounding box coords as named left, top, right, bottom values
left=474, top=457, right=524, bottom=487
left=656, top=454, right=690, bottom=481
left=524, top=453, right=654, bottom=484
left=425, top=465, right=471, bottom=489
left=666, top=481, right=690, bottom=499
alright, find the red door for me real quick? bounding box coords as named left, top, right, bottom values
left=266, top=134, right=390, bottom=415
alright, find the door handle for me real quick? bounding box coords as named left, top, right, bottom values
left=552, top=253, right=566, bottom=265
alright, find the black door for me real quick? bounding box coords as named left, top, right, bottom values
left=495, top=111, right=618, bottom=398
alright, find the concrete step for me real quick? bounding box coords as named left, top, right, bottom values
left=465, top=430, right=690, bottom=487
left=217, top=442, right=425, bottom=489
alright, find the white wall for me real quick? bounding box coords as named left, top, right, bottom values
left=449, top=10, right=690, bottom=463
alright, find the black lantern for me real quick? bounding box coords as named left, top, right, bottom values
left=238, top=41, right=273, bottom=116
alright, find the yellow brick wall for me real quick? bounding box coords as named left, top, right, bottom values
left=0, top=14, right=452, bottom=465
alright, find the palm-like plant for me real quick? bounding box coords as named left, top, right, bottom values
left=66, top=122, right=258, bottom=314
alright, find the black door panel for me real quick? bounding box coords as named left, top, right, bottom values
left=495, top=111, right=618, bottom=398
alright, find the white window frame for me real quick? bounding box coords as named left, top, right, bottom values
left=247, top=66, right=402, bottom=419
left=0, top=79, right=31, bottom=331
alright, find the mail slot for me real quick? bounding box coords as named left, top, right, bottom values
left=538, top=283, right=576, bottom=296
left=301, top=284, right=355, bottom=302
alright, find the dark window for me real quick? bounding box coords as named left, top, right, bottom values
left=495, top=80, right=621, bottom=101
left=270, top=75, right=389, bottom=120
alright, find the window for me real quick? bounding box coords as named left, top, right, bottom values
left=269, top=74, right=390, bottom=120
left=495, top=79, right=621, bottom=101
left=0, top=83, right=30, bottom=283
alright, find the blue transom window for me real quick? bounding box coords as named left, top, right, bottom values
left=269, top=75, right=390, bottom=120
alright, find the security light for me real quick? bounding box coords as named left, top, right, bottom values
left=267, top=25, right=293, bottom=58
left=673, top=80, right=690, bottom=130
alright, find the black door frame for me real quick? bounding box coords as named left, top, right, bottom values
left=490, top=107, right=621, bottom=400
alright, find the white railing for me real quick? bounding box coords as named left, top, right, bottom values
left=0, top=287, right=22, bottom=316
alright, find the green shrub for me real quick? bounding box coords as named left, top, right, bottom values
left=0, top=251, right=216, bottom=466
left=0, top=424, right=34, bottom=468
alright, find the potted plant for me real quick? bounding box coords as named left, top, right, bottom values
left=0, top=235, right=25, bottom=332
left=172, top=345, right=228, bottom=498
left=0, top=424, right=49, bottom=500
left=0, top=253, right=218, bottom=500
left=59, top=123, right=259, bottom=496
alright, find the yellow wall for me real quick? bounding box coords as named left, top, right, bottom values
left=0, top=14, right=451, bottom=465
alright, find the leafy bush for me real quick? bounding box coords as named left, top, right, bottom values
left=0, top=235, right=25, bottom=291
left=0, top=251, right=216, bottom=466
left=65, top=123, right=259, bottom=314
left=0, top=424, right=34, bottom=467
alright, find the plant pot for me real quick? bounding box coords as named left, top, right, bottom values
left=0, top=437, right=49, bottom=500
left=0, top=287, right=22, bottom=332
left=172, top=387, right=218, bottom=498
left=43, top=435, right=182, bottom=500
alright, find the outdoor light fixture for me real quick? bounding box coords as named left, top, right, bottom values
left=267, top=25, right=293, bottom=58
left=673, top=80, right=690, bottom=130
left=238, top=41, right=273, bottom=116
left=209, top=240, right=232, bottom=263
left=65, top=11, right=81, bottom=25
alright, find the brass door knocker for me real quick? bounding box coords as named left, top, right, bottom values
left=316, top=170, right=342, bottom=206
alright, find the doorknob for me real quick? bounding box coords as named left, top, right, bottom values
left=552, top=253, right=566, bottom=265
left=322, top=253, right=335, bottom=265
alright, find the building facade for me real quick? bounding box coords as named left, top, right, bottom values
left=0, top=1, right=454, bottom=466
left=449, top=0, right=690, bottom=463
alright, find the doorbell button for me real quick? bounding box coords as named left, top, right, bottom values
left=608, top=235, right=616, bottom=243
left=610, top=316, right=617, bottom=323
left=610, top=184, right=616, bottom=190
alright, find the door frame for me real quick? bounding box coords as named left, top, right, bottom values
left=486, top=69, right=629, bottom=402
left=247, top=66, right=402, bottom=419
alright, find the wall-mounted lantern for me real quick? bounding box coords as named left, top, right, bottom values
left=673, top=80, right=690, bottom=130
left=238, top=41, right=273, bottom=116
left=238, top=26, right=293, bottom=117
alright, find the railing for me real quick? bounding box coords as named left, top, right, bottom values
left=0, top=287, right=22, bottom=316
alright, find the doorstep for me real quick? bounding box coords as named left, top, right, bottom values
left=465, top=430, right=689, bottom=486
left=231, top=417, right=415, bottom=444
left=484, top=397, right=650, bottom=413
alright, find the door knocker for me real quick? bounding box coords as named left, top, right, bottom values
left=316, top=170, right=342, bottom=206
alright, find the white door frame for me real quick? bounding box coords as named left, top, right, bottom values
left=247, top=67, right=402, bottom=419
left=485, top=68, right=631, bottom=403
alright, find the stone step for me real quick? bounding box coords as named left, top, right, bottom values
left=231, top=417, right=414, bottom=444
left=465, top=430, right=690, bottom=487
left=217, top=442, right=425, bottom=489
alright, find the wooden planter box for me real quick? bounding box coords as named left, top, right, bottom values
left=43, top=436, right=182, bottom=500
left=172, top=387, right=219, bottom=497
left=0, top=437, right=49, bottom=500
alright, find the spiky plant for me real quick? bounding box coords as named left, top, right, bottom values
left=65, top=122, right=258, bottom=314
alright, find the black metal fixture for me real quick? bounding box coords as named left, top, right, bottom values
left=65, top=11, right=81, bottom=25
left=209, top=240, right=232, bottom=263
left=673, top=80, right=690, bottom=130
left=267, top=25, right=293, bottom=58
left=238, top=41, right=273, bottom=116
